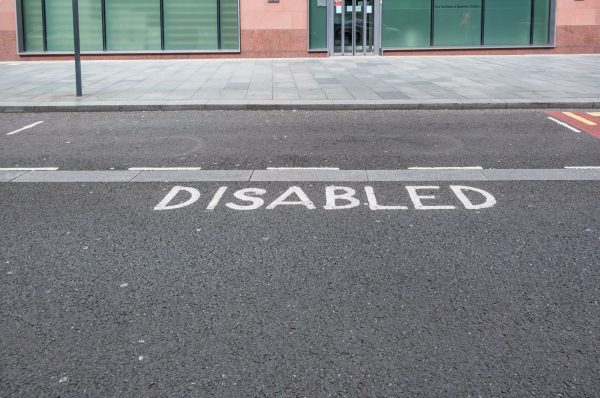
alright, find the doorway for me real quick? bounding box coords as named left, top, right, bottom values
left=332, top=0, right=376, bottom=55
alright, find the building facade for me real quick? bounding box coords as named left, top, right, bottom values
left=0, top=0, right=598, bottom=61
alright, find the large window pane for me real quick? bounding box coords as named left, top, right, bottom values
left=382, top=0, right=431, bottom=48
left=164, top=0, right=217, bottom=50
left=23, top=0, right=44, bottom=52
left=433, top=0, right=481, bottom=46
left=309, top=0, right=327, bottom=50
left=220, top=0, right=239, bottom=50
left=105, top=0, right=161, bottom=51
left=46, top=0, right=103, bottom=51
left=532, top=0, right=550, bottom=44
left=484, top=0, right=531, bottom=45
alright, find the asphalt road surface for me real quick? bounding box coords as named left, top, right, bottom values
left=1, top=110, right=599, bottom=397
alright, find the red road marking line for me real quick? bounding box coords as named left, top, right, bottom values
left=546, top=111, right=600, bottom=139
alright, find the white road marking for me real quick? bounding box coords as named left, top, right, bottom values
left=129, top=167, right=202, bottom=171
left=206, top=186, right=228, bottom=210
left=324, top=186, right=361, bottom=210
left=450, top=185, right=496, bottom=210
left=154, top=186, right=201, bottom=210
left=364, top=186, right=408, bottom=210
left=265, top=186, right=316, bottom=210
left=564, top=166, right=600, bottom=169
left=547, top=116, right=581, bottom=133
left=6, top=121, right=44, bottom=136
left=407, top=166, right=483, bottom=170
left=154, top=185, right=497, bottom=211
left=266, top=167, right=340, bottom=170
left=406, top=186, right=455, bottom=210
left=0, top=167, right=58, bottom=171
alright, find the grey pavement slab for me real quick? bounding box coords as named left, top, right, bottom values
left=482, top=168, right=600, bottom=180
left=0, top=55, right=598, bottom=110
left=5, top=169, right=600, bottom=183
left=251, top=170, right=368, bottom=182
left=13, top=170, right=140, bottom=182
left=0, top=171, right=26, bottom=182
left=131, top=170, right=253, bottom=182
left=367, top=170, right=488, bottom=181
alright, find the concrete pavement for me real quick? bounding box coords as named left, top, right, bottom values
left=1, top=55, right=599, bottom=111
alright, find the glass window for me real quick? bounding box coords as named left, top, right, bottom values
left=105, top=0, right=161, bottom=51
left=23, top=0, right=44, bottom=52
left=309, top=0, right=327, bottom=50
left=433, top=0, right=482, bottom=46
left=45, top=0, right=103, bottom=51
left=532, top=0, right=550, bottom=45
left=220, top=0, right=240, bottom=50
left=484, top=0, right=531, bottom=45
left=382, top=0, right=431, bottom=48
left=164, top=0, right=217, bottom=50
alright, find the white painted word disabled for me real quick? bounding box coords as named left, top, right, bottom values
left=154, top=185, right=496, bottom=211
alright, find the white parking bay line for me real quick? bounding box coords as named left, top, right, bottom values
left=6, top=121, right=44, bottom=136
left=547, top=117, right=581, bottom=133
left=266, top=167, right=340, bottom=170
left=408, top=166, right=483, bottom=170
left=0, top=167, right=58, bottom=171
left=564, top=166, right=600, bottom=169
left=128, top=167, right=202, bottom=171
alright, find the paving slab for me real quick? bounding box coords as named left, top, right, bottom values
left=482, top=169, right=600, bottom=180
left=13, top=171, right=140, bottom=183
left=0, top=55, right=598, bottom=111
left=131, top=170, right=253, bottom=182
left=251, top=170, right=368, bottom=182
left=0, top=171, right=27, bottom=182
left=367, top=170, right=488, bottom=181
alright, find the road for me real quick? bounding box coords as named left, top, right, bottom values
left=1, top=110, right=599, bottom=396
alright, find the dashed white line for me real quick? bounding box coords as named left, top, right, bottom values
left=6, top=121, right=44, bottom=136
left=564, top=166, right=600, bottom=169
left=407, top=166, right=483, bottom=170
left=266, top=167, right=340, bottom=170
left=128, top=167, right=202, bottom=171
left=547, top=117, right=581, bottom=133
left=0, top=167, right=58, bottom=171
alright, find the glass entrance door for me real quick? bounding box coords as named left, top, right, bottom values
left=333, top=0, right=374, bottom=55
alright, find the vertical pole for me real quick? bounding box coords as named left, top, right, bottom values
left=341, top=0, right=345, bottom=55
left=351, top=0, right=356, bottom=55
left=363, top=0, right=367, bottom=54
left=72, top=0, right=82, bottom=97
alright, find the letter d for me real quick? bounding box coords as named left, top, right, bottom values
left=450, top=185, right=496, bottom=210
left=154, top=186, right=200, bottom=210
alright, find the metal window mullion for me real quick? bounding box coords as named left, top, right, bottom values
left=41, top=0, right=47, bottom=51
left=481, top=0, right=485, bottom=45
left=362, top=0, right=367, bottom=54
left=160, top=0, right=165, bottom=50
left=548, top=0, right=552, bottom=45
left=530, top=0, right=534, bottom=45
left=351, top=0, right=356, bottom=55
left=341, top=0, right=345, bottom=55
left=217, top=0, right=222, bottom=50
left=101, top=0, right=107, bottom=51
left=430, top=0, right=434, bottom=46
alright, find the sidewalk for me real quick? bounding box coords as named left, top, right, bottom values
left=1, top=55, right=599, bottom=111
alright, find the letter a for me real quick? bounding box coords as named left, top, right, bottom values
left=266, top=186, right=316, bottom=210
left=154, top=186, right=200, bottom=210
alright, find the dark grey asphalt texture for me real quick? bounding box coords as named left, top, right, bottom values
left=1, top=110, right=600, bottom=397
left=0, top=110, right=599, bottom=170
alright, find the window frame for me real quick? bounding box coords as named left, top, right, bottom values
left=380, top=0, right=556, bottom=52
left=16, top=0, right=241, bottom=54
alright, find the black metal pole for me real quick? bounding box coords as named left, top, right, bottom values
left=72, top=0, right=82, bottom=97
